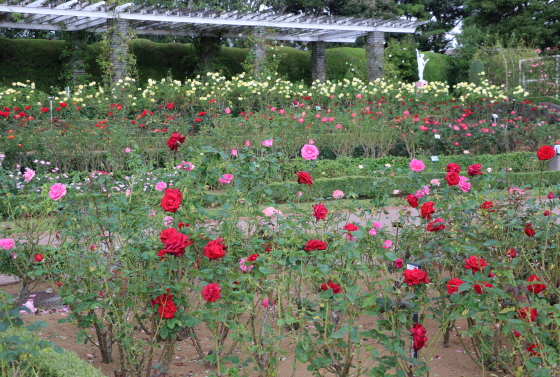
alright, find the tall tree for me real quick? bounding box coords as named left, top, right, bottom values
left=463, top=0, right=560, bottom=49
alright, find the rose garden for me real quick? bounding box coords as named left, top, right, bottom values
left=1, top=18, right=560, bottom=374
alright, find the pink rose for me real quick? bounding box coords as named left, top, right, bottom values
left=225, top=107, right=231, bottom=114
left=371, top=221, right=383, bottom=230
left=124, top=148, right=131, bottom=153
left=239, top=257, right=254, bottom=272
left=163, top=216, right=173, bottom=227
left=0, top=238, right=15, bottom=250
left=262, top=206, right=282, bottom=217
left=301, top=144, right=319, bottom=160
left=155, top=182, right=167, bottom=191
left=245, top=140, right=251, bottom=147
left=394, top=258, right=403, bottom=268
left=332, top=190, right=344, bottom=199
left=49, top=183, right=66, bottom=201
left=262, top=139, right=274, bottom=147
left=368, top=228, right=377, bottom=236
left=231, top=149, right=238, bottom=156
left=409, top=159, right=425, bottom=172
left=356, top=94, right=362, bottom=99
left=382, top=240, right=393, bottom=249
left=458, top=176, right=471, bottom=192
left=23, top=168, right=35, bottom=183
left=219, top=174, right=233, bottom=184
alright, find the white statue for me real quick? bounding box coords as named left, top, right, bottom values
left=416, top=49, right=429, bottom=82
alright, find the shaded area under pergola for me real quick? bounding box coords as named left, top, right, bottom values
left=0, top=0, right=428, bottom=83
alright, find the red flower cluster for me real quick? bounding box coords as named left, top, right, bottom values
left=537, top=145, right=555, bottom=160
left=296, top=171, right=313, bottom=185
left=426, top=218, right=445, bottom=232
left=463, top=256, right=488, bottom=273
left=167, top=132, right=185, bottom=151
left=480, top=201, right=495, bottom=212
left=262, top=242, right=278, bottom=253
left=304, top=239, right=328, bottom=251
left=420, top=201, right=435, bottom=220
left=152, top=291, right=178, bottom=319
left=160, top=188, right=182, bottom=213
left=203, top=237, right=227, bottom=260
left=473, top=281, right=493, bottom=294
left=410, top=323, right=427, bottom=351
left=403, top=268, right=430, bottom=285
left=321, top=280, right=342, bottom=294
left=518, top=306, right=538, bottom=322
left=527, top=275, right=546, bottom=294
left=202, top=283, right=221, bottom=302
left=312, top=203, right=328, bottom=220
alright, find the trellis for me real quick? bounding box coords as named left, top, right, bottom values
left=0, top=0, right=428, bottom=82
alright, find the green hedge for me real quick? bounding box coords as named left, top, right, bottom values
left=2, top=326, right=105, bottom=377
left=0, top=37, right=456, bottom=92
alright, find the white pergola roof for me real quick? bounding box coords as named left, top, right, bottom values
left=0, top=0, right=428, bottom=42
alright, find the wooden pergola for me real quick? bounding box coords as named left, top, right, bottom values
left=0, top=0, right=428, bottom=82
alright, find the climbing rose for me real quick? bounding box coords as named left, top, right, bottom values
left=537, top=145, right=555, bottom=160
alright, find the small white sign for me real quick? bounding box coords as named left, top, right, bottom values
left=406, top=262, right=421, bottom=270
left=492, top=114, right=499, bottom=119
left=315, top=106, right=321, bottom=111
left=431, top=156, right=439, bottom=162
left=555, top=145, right=560, bottom=155
left=434, top=134, right=441, bottom=139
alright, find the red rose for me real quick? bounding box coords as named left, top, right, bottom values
left=262, top=242, right=277, bottom=253
left=177, top=221, right=189, bottom=230
left=525, top=223, right=536, bottom=237
left=445, top=171, right=460, bottom=186
left=247, top=254, right=259, bottom=262
left=41, top=107, right=48, bottom=113
left=344, top=223, right=359, bottom=232
left=59, top=102, right=67, bottom=108
left=158, top=300, right=178, bottom=319
left=159, top=228, right=178, bottom=243
left=518, top=306, right=538, bottom=322
left=164, top=232, right=192, bottom=257
left=403, top=268, right=430, bottom=285
left=526, top=343, right=542, bottom=357
left=426, top=218, right=445, bottom=232
left=167, top=132, right=185, bottom=151
left=157, top=249, right=169, bottom=260
left=420, top=201, right=435, bottom=220
left=447, top=278, right=465, bottom=294
left=160, top=188, right=182, bottom=213
left=203, top=237, right=227, bottom=260
left=480, top=201, right=495, bottom=212
left=202, top=283, right=221, bottom=302
left=410, top=323, right=427, bottom=351
left=304, top=239, right=328, bottom=251
left=320, top=280, right=342, bottom=294
left=407, top=194, right=419, bottom=208
left=166, top=102, right=174, bottom=110
left=34, top=254, right=43, bottom=262
left=507, top=249, right=517, bottom=258
left=473, top=281, right=493, bottom=294
left=537, top=145, right=555, bottom=160
left=467, top=164, right=483, bottom=176
left=544, top=210, right=551, bottom=216
left=527, top=275, right=546, bottom=294
left=296, top=171, right=313, bottom=185
left=312, top=203, right=328, bottom=220
left=446, top=163, right=461, bottom=173
left=463, top=256, right=488, bottom=273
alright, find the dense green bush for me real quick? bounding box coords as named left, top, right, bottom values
left=0, top=37, right=456, bottom=91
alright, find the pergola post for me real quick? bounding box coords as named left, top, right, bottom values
left=108, top=17, right=129, bottom=83
left=311, top=41, right=326, bottom=83
left=70, top=31, right=86, bottom=85
left=199, top=36, right=220, bottom=71
left=252, top=27, right=266, bottom=75
left=367, top=31, right=385, bottom=82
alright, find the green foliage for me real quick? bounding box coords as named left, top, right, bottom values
left=469, top=59, right=485, bottom=84
left=422, top=51, right=454, bottom=83
left=384, top=35, right=418, bottom=82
